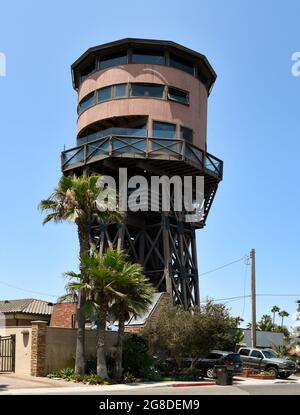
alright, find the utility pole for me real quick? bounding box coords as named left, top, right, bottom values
left=250, top=248, right=256, bottom=348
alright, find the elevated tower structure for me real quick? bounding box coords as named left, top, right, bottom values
left=62, top=39, right=223, bottom=309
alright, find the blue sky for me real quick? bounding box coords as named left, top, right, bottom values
left=0, top=0, right=299, bottom=329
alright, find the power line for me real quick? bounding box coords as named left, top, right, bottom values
left=0, top=280, right=58, bottom=299
left=257, top=294, right=300, bottom=297
left=200, top=293, right=300, bottom=305
left=199, top=257, right=245, bottom=277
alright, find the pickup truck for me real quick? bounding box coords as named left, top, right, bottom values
left=238, top=347, right=297, bottom=379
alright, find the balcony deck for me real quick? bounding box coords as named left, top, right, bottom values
left=61, top=135, right=223, bottom=181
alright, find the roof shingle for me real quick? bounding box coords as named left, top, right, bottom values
left=0, top=299, right=53, bottom=315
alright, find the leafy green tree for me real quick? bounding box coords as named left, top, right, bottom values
left=142, top=299, right=239, bottom=369
left=271, top=306, right=280, bottom=327
left=40, top=172, right=121, bottom=375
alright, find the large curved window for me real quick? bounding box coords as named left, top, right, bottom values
left=79, top=49, right=199, bottom=85
left=78, top=83, right=189, bottom=114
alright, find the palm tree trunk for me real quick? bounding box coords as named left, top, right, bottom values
left=114, top=310, right=125, bottom=381
left=74, top=223, right=90, bottom=375
left=273, top=312, right=275, bottom=327
left=75, top=290, right=86, bottom=375
left=96, top=301, right=109, bottom=379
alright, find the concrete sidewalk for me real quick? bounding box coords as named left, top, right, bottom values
left=0, top=374, right=299, bottom=395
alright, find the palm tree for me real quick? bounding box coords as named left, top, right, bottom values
left=279, top=310, right=289, bottom=327
left=109, top=253, right=155, bottom=381
left=65, top=249, right=126, bottom=378
left=39, top=172, right=121, bottom=375
left=271, top=305, right=280, bottom=327
left=257, top=314, right=273, bottom=331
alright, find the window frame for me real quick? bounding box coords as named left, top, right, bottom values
left=250, top=350, right=264, bottom=359
left=239, top=348, right=250, bottom=356
left=152, top=120, right=177, bottom=139
left=168, top=86, right=189, bottom=105
left=97, top=85, right=113, bottom=103
left=169, top=53, right=195, bottom=76
left=113, top=83, right=129, bottom=99
left=78, top=92, right=96, bottom=114
left=180, top=126, right=193, bottom=143
left=130, top=83, right=166, bottom=99
left=131, top=49, right=166, bottom=65
left=98, top=51, right=128, bottom=70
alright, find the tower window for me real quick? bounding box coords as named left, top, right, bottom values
left=98, top=86, right=112, bottom=102
left=132, top=50, right=165, bottom=65
left=80, top=61, right=96, bottom=81
left=169, top=53, right=195, bottom=75
left=168, top=87, right=189, bottom=105
left=78, top=92, right=95, bottom=113
left=153, top=121, right=176, bottom=138
left=180, top=126, right=193, bottom=143
left=131, top=83, right=164, bottom=98
left=115, top=83, right=127, bottom=98
left=99, top=52, right=127, bottom=69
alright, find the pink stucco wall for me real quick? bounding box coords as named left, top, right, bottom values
left=76, top=64, right=208, bottom=150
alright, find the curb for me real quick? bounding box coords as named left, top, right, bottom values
left=172, top=382, right=216, bottom=387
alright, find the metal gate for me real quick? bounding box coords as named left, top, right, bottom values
left=0, top=335, right=15, bottom=372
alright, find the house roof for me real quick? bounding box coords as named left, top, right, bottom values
left=126, top=292, right=164, bottom=326
left=0, top=299, right=54, bottom=316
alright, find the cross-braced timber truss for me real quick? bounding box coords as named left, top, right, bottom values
left=91, top=212, right=200, bottom=309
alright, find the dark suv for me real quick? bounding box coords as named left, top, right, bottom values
left=195, top=350, right=242, bottom=379
left=238, top=347, right=297, bottom=379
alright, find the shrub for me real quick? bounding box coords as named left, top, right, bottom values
left=123, top=371, right=138, bottom=383
left=47, top=367, right=74, bottom=381
left=82, top=373, right=102, bottom=385
left=122, top=333, right=152, bottom=378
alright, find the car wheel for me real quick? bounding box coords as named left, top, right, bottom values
left=279, top=373, right=290, bottom=379
left=267, top=367, right=278, bottom=378
left=205, top=367, right=215, bottom=379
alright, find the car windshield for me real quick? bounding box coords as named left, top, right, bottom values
left=262, top=350, right=278, bottom=359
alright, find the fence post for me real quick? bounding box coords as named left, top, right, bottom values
left=31, top=321, right=47, bottom=377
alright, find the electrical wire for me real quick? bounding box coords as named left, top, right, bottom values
left=0, top=280, right=58, bottom=298
left=199, top=257, right=244, bottom=277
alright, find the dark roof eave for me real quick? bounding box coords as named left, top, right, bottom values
left=71, top=38, right=217, bottom=90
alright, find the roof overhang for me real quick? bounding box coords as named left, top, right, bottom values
left=71, top=38, right=217, bottom=92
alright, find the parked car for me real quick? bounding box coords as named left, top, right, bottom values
left=194, top=350, right=243, bottom=379
left=238, top=347, right=297, bottom=379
